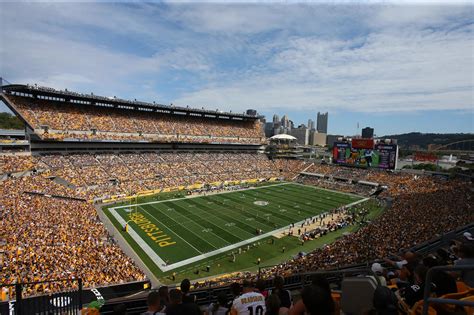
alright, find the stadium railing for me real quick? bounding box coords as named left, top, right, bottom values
left=256, top=261, right=370, bottom=281
left=0, top=278, right=83, bottom=315
left=409, top=222, right=474, bottom=256
left=422, top=265, right=474, bottom=315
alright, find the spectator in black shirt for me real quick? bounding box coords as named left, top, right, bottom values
left=165, top=289, right=201, bottom=315
left=288, top=284, right=332, bottom=315
left=272, top=276, right=292, bottom=309
left=180, top=279, right=197, bottom=304
left=372, top=286, right=398, bottom=315
left=158, top=286, right=170, bottom=312
left=422, top=256, right=457, bottom=297
left=143, top=291, right=164, bottom=315
left=226, top=282, right=242, bottom=310
left=399, top=265, right=431, bottom=307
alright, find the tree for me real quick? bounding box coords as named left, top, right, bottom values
left=0, top=112, right=23, bottom=129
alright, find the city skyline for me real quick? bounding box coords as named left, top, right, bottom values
left=0, top=2, right=472, bottom=135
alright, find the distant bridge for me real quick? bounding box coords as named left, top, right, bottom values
left=432, top=139, right=474, bottom=153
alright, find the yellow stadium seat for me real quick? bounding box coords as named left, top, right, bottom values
left=440, top=290, right=469, bottom=300
left=331, top=291, right=341, bottom=315
left=457, top=281, right=471, bottom=293
left=434, top=290, right=470, bottom=313
left=461, top=295, right=474, bottom=315
left=410, top=300, right=437, bottom=315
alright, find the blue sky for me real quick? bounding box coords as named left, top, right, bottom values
left=0, top=1, right=473, bottom=136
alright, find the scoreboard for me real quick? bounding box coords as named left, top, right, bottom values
left=376, top=144, right=398, bottom=169
left=332, top=140, right=398, bottom=170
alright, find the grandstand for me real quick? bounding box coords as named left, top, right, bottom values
left=0, top=84, right=266, bottom=151
left=0, top=84, right=473, bottom=314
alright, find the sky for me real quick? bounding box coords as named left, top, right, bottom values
left=0, top=1, right=473, bottom=136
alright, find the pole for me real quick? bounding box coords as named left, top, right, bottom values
left=15, top=283, right=21, bottom=315
left=78, top=279, right=83, bottom=311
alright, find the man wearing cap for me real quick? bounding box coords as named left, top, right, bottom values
left=384, top=251, right=420, bottom=283
left=230, top=280, right=266, bottom=315
left=371, top=263, right=387, bottom=286
left=463, top=232, right=474, bottom=241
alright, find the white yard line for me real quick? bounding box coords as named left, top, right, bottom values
left=109, top=183, right=370, bottom=272
left=344, top=197, right=370, bottom=208
left=110, top=182, right=290, bottom=210
left=138, top=206, right=207, bottom=254
left=292, top=181, right=364, bottom=199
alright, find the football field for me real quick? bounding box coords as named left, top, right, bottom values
left=106, top=182, right=365, bottom=273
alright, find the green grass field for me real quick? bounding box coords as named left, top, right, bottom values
left=103, top=182, right=376, bottom=282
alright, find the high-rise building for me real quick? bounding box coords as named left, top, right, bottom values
left=264, top=122, right=274, bottom=138
left=362, top=127, right=374, bottom=139
left=309, top=131, right=327, bottom=146
left=272, top=114, right=280, bottom=124
left=290, top=125, right=309, bottom=145
left=281, top=115, right=290, bottom=129
left=317, top=112, right=328, bottom=133
left=307, top=119, right=315, bottom=130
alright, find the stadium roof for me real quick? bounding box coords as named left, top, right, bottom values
left=0, top=84, right=261, bottom=121
left=270, top=134, right=297, bottom=140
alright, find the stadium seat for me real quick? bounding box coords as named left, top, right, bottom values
left=331, top=291, right=341, bottom=302
left=331, top=291, right=342, bottom=315
left=340, top=277, right=377, bottom=315
left=410, top=300, right=437, bottom=315
left=457, top=281, right=471, bottom=293
left=433, top=290, right=470, bottom=313
left=461, top=295, right=474, bottom=315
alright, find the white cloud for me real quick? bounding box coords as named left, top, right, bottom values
left=0, top=2, right=472, bottom=116
left=173, top=6, right=474, bottom=113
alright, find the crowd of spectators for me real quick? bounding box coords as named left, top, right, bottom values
left=273, top=159, right=310, bottom=179
left=0, top=153, right=307, bottom=200
left=0, top=175, right=146, bottom=297
left=142, top=249, right=474, bottom=315
left=297, top=175, right=376, bottom=196
left=0, top=155, right=35, bottom=174
left=8, top=95, right=265, bottom=144
left=0, top=152, right=308, bottom=297
left=1, top=151, right=471, bottom=301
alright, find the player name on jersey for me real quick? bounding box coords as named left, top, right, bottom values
left=239, top=295, right=264, bottom=304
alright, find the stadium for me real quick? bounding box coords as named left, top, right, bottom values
left=0, top=83, right=472, bottom=314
